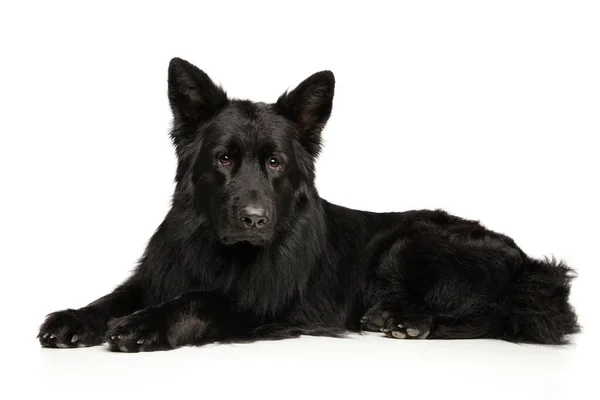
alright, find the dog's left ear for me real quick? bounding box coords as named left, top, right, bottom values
left=275, top=71, right=335, bottom=157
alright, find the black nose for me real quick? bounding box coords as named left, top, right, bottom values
left=238, top=206, right=268, bottom=229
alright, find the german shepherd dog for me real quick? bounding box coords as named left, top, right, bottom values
left=38, top=58, right=580, bottom=351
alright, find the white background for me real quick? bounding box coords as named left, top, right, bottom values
left=1, top=1, right=598, bottom=399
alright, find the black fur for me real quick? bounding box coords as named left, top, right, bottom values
left=38, top=58, right=580, bottom=352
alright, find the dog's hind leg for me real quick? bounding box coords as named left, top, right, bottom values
left=363, top=224, right=517, bottom=340
left=363, top=215, right=579, bottom=343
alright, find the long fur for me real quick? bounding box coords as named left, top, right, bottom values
left=503, top=257, right=579, bottom=344
left=38, top=59, right=579, bottom=352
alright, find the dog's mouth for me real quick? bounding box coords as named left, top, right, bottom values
left=219, top=234, right=271, bottom=246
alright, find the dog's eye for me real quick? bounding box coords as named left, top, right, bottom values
left=219, top=155, right=232, bottom=166
left=268, top=157, right=281, bottom=170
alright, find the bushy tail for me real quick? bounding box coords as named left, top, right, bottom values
left=503, top=256, right=580, bottom=344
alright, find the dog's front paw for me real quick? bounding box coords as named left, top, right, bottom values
left=106, top=308, right=172, bottom=352
left=38, top=308, right=107, bottom=348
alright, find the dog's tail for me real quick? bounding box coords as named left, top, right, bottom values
left=502, top=256, right=580, bottom=344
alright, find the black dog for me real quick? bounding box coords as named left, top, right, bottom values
left=38, top=58, right=580, bottom=351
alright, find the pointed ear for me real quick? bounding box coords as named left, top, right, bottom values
left=275, top=71, right=335, bottom=156
left=168, top=57, right=228, bottom=124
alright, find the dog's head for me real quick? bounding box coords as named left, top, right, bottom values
left=167, top=58, right=334, bottom=246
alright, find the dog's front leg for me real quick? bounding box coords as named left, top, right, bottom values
left=105, top=291, right=252, bottom=352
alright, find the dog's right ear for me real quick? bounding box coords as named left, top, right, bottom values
left=168, top=58, right=228, bottom=125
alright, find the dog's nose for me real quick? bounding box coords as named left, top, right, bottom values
left=238, top=206, right=268, bottom=229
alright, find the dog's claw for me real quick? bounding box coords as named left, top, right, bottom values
left=43, top=333, right=49, bottom=339
left=137, top=339, right=145, bottom=344
left=49, top=334, right=56, bottom=339
left=71, top=335, right=79, bottom=343
left=110, top=335, right=116, bottom=341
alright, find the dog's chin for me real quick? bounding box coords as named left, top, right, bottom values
left=219, top=234, right=271, bottom=247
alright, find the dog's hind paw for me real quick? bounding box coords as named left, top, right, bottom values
left=361, top=309, right=432, bottom=339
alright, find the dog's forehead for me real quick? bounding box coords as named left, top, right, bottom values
left=208, top=100, right=291, bottom=145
